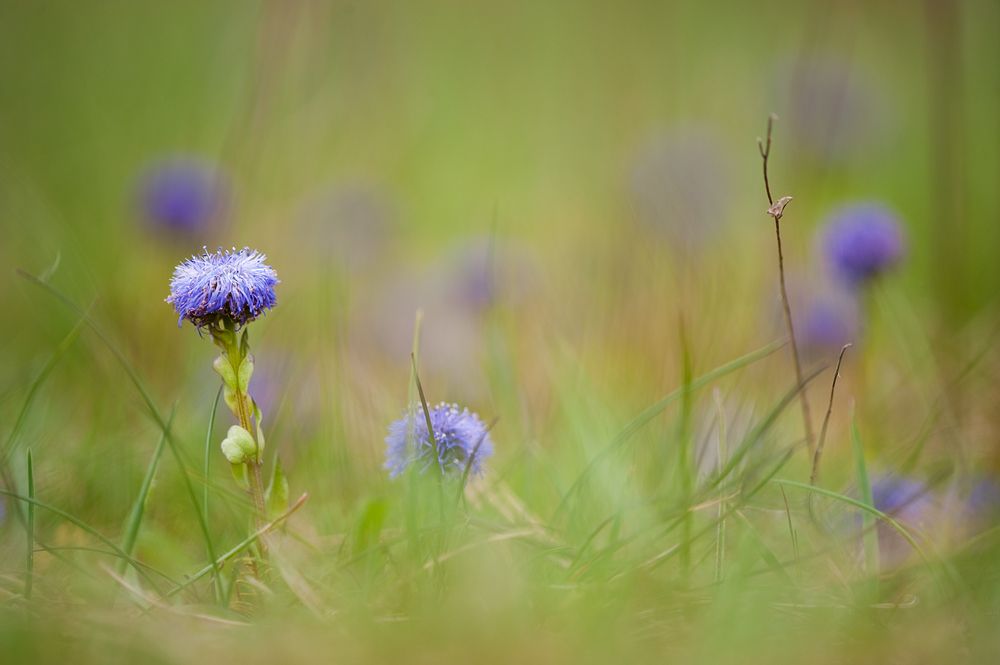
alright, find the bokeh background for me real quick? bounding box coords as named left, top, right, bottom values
left=2, top=1, right=1000, bottom=663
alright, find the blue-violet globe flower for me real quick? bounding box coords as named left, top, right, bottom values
left=821, top=203, right=906, bottom=287
left=384, top=402, right=494, bottom=479
left=167, top=247, right=279, bottom=328
left=141, top=157, right=228, bottom=235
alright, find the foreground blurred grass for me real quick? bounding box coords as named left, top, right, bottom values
left=2, top=1, right=1000, bottom=663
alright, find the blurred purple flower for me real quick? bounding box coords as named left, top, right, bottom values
left=821, top=204, right=906, bottom=287
left=628, top=129, right=733, bottom=252
left=166, top=247, right=279, bottom=328
left=139, top=157, right=229, bottom=236
left=861, top=476, right=935, bottom=568
left=799, top=293, right=857, bottom=351
left=445, top=238, right=537, bottom=310
left=384, top=402, right=494, bottom=479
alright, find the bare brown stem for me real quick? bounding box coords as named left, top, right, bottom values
left=810, top=344, right=851, bottom=486
left=758, top=114, right=815, bottom=453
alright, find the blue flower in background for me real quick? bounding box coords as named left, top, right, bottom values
left=821, top=204, right=906, bottom=287
left=384, top=402, right=494, bottom=479
left=799, top=294, right=857, bottom=351
left=166, top=247, right=279, bottom=328
left=871, top=476, right=933, bottom=523
left=140, top=157, right=229, bottom=236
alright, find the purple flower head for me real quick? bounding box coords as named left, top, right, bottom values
left=140, top=157, right=229, bottom=235
left=799, top=294, right=857, bottom=351
left=384, top=402, right=494, bottom=479
left=166, top=247, right=279, bottom=328
left=821, top=204, right=906, bottom=287
left=871, top=477, right=933, bottom=524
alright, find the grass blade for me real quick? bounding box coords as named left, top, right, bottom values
left=0, top=488, right=166, bottom=598
left=204, top=386, right=223, bottom=602
left=25, top=449, right=34, bottom=601
left=118, top=407, right=176, bottom=576
left=851, top=407, right=880, bottom=598
left=772, top=479, right=935, bottom=580
left=17, top=271, right=221, bottom=593
left=552, top=339, right=785, bottom=520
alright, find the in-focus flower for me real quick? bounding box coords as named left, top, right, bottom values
left=821, top=203, right=906, bottom=287
left=166, top=247, right=279, bottom=328
left=384, top=402, right=494, bottom=479
left=140, top=156, right=230, bottom=236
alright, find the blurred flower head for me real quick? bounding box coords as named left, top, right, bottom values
left=628, top=128, right=733, bottom=252
left=296, top=182, right=395, bottom=271
left=384, top=402, right=494, bottom=479
left=871, top=476, right=933, bottom=525
left=798, top=292, right=858, bottom=352
left=139, top=156, right=230, bottom=236
left=821, top=203, right=906, bottom=287
left=166, top=247, right=279, bottom=328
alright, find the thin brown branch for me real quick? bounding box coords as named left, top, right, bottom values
left=758, top=114, right=815, bottom=453
left=810, top=344, right=851, bottom=486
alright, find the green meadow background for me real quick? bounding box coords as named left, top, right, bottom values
left=1, top=1, right=1000, bottom=663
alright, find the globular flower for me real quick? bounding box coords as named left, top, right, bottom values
left=798, top=293, right=857, bottom=352
left=140, top=156, right=229, bottom=236
left=384, top=402, right=494, bottom=479
left=166, top=247, right=279, bottom=328
left=821, top=203, right=906, bottom=287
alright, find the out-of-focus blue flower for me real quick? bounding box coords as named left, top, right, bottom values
left=863, top=476, right=935, bottom=568
left=821, top=204, right=906, bottom=287
left=799, top=293, right=857, bottom=351
left=166, top=247, right=279, bottom=328
left=384, top=402, right=494, bottom=479
left=140, top=157, right=229, bottom=236
left=628, top=129, right=733, bottom=252
left=871, top=477, right=933, bottom=524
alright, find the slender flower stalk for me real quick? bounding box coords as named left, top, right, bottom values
left=167, top=247, right=282, bottom=547
left=758, top=115, right=815, bottom=453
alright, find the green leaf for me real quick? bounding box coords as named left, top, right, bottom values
left=252, top=399, right=266, bottom=460
left=212, top=355, right=238, bottom=391
left=265, top=457, right=289, bottom=523
left=231, top=463, right=249, bottom=491
left=352, top=497, right=388, bottom=556
left=237, top=355, right=254, bottom=395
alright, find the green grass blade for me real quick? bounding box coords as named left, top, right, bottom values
left=204, top=386, right=223, bottom=603
left=17, top=271, right=222, bottom=593
left=117, top=407, right=176, bottom=576
left=851, top=409, right=880, bottom=598
left=772, top=479, right=937, bottom=581
left=156, top=493, right=308, bottom=604
left=735, top=510, right=795, bottom=586
left=0, top=488, right=166, bottom=599
left=0, top=308, right=89, bottom=528
left=25, top=448, right=34, bottom=601
left=552, top=339, right=785, bottom=520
